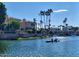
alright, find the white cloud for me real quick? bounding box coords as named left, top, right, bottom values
left=53, top=9, right=68, bottom=13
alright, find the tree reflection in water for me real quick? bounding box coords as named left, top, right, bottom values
left=0, top=40, right=9, bottom=54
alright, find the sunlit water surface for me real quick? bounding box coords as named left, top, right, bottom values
left=0, top=36, right=79, bottom=57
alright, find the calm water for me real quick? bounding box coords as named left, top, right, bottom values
left=0, top=36, right=79, bottom=57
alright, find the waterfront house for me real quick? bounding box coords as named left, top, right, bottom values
left=20, top=19, right=37, bottom=33
left=50, top=27, right=61, bottom=35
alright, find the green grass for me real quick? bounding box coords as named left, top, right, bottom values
left=18, top=36, right=49, bottom=40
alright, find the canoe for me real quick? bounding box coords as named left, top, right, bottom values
left=46, top=41, right=53, bottom=43
left=46, top=39, right=60, bottom=43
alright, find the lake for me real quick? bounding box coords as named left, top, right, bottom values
left=0, top=36, right=79, bottom=57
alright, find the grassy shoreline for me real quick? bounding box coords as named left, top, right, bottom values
left=18, top=36, right=49, bottom=40
left=17, top=35, right=78, bottom=40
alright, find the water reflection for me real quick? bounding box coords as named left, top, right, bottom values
left=0, top=41, right=7, bottom=53
left=0, top=41, right=9, bottom=56
left=0, top=36, right=79, bottom=57
left=0, top=40, right=14, bottom=56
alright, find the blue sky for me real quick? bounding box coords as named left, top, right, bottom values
left=4, top=2, right=79, bottom=27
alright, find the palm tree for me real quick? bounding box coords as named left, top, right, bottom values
left=40, top=20, right=43, bottom=29
left=33, top=18, right=36, bottom=23
left=48, top=9, right=53, bottom=29
left=43, top=11, right=46, bottom=29
left=39, top=20, right=43, bottom=34
left=39, top=11, right=43, bottom=20
left=63, top=17, right=67, bottom=27
left=33, top=18, right=37, bottom=33
left=39, top=10, right=45, bottom=29
left=66, top=24, right=68, bottom=27
left=39, top=9, right=53, bottom=35
left=45, top=10, right=50, bottom=29
left=33, top=18, right=37, bottom=28
left=45, top=9, right=53, bottom=29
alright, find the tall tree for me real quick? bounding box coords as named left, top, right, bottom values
left=32, top=18, right=37, bottom=33
left=47, top=9, right=53, bottom=29
left=39, top=20, right=43, bottom=34
left=45, top=10, right=50, bottom=29
left=33, top=18, right=36, bottom=24
left=5, top=18, right=20, bottom=32
left=0, top=2, right=7, bottom=30
left=39, top=10, right=45, bottom=29
left=40, top=20, right=43, bottom=28
left=63, top=17, right=67, bottom=27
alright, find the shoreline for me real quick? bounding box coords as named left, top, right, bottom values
left=0, top=33, right=79, bottom=40
left=15, top=35, right=79, bottom=40
left=0, top=35, right=79, bottom=40
left=18, top=36, right=49, bottom=40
